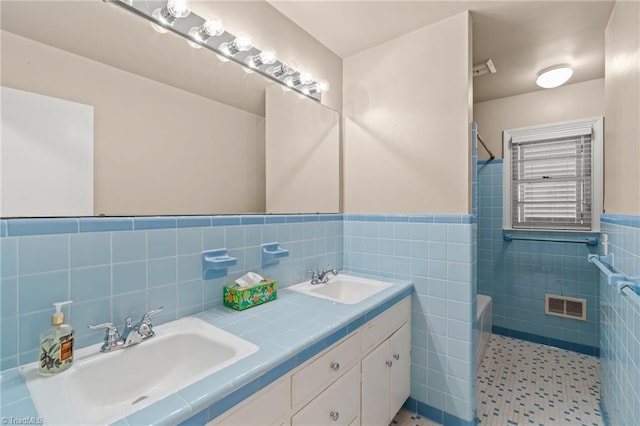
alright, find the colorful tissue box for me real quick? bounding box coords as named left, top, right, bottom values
left=223, top=280, right=277, bottom=311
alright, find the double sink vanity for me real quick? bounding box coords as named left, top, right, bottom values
left=9, top=274, right=414, bottom=425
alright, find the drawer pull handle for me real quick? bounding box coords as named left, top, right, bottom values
left=330, top=362, right=340, bottom=372
left=393, top=353, right=400, bottom=360
left=330, top=411, right=340, bottom=421
left=386, top=360, right=393, bottom=367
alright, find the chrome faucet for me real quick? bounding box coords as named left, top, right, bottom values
left=88, top=306, right=163, bottom=352
left=310, top=266, right=338, bottom=284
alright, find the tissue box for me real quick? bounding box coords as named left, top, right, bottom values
left=223, top=280, right=277, bottom=311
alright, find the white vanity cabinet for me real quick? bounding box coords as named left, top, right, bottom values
left=361, top=322, right=411, bottom=426
left=207, top=296, right=410, bottom=426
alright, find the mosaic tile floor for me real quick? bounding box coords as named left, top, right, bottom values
left=477, top=335, right=602, bottom=425
left=391, top=409, right=440, bottom=426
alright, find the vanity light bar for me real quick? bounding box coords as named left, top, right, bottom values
left=105, top=0, right=326, bottom=102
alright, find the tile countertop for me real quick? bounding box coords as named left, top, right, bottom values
left=0, top=274, right=414, bottom=426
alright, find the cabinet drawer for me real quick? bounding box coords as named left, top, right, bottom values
left=361, top=296, right=410, bottom=353
left=208, top=376, right=289, bottom=426
left=292, top=332, right=359, bottom=407
left=292, top=366, right=360, bottom=426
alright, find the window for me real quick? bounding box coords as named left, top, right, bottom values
left=503, top=117, right=603, bottom=232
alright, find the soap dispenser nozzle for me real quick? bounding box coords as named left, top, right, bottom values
left=52, top=300, right=73, bottom=325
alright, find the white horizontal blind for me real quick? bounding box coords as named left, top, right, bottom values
left=511, top=132, right=592, bottom=230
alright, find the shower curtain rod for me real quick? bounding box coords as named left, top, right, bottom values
left=477, top=134, right=495, bottom=160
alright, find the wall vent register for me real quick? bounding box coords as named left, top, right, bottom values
left=503, top=117, right=603, bottom=232
left=545, top=294, right=587, bottom=320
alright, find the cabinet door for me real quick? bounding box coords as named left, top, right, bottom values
left=360, top=341, right=390, bottom=426
left=389, top=322, right=411, bottom=417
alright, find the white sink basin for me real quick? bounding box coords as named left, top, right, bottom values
left=289, top=274, right=393, bottom=304
left=21, top=317, right=258, bottom=425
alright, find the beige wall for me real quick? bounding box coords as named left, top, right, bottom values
left=604, top=1, right=640, bottom=215
left=343, top=11, right=472, bottom=214
left=0, top=1, right=342, bottom=117
left=2, top=31, right=265, bottom=216
left=474, top=79, right=605, bottom=160
left=265, top=86, right=340, bottom=213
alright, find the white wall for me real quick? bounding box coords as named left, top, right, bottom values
left=604, top=1, right=640, bottom=215
left=474, top=79, right=605, bottom=160
left=343, top=11, right=473, bottom=214
left=265, top=86, right=340, bottom=214
left=1, top=31, right=265, bottom=216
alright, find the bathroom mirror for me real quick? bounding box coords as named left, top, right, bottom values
left=0, top=0, right=340, bottom=216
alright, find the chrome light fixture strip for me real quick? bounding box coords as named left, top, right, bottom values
left=105, top=0, right=323, bottom=102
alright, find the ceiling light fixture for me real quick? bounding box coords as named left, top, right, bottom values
left=106, top=0, right=327, bottom=102
left=536, top=65, right=573, bottom=89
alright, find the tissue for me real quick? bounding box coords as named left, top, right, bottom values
left=235, top=272, right=264, bottom=288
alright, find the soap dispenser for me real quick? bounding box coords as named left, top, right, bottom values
left=39, top=300, right=74, bottom=375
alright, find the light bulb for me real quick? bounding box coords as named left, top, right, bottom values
left=316, top=80, right=330, bottom=93
left=233, top=36, right=252, bottom=52
left=187, top=19, right=224, bottom=48
left=259, top=50, right=277, bottom=65
left=151, top=0, right=189, bottom=28
left=284, top=72, right=314, bottom=88
left=299, top=72, right=314, bottom=85
left=219, top=35, right=252, bottom=57
left=167, top=0, right=190, bottom=18
left=245, top=49, right=277, bottom=68
left=202, top=19, right=224, bottom=37
left=536, top=65, right=573, bottom=88
left=189, top=19, right=224, bottom=43
left=308, top=80, right=329, bottom=94
left=267, top=63, right=294, bottom=78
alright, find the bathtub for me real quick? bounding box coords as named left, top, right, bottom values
left=476, top=294, right=493, bottom=367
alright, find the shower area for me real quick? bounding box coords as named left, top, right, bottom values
left=474, top=131, right=603, bottom=424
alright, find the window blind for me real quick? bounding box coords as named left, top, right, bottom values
left=510, top=132, right=592, bottom=230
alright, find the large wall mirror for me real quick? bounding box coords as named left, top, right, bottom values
left=0, top=1, right=340, bottom=217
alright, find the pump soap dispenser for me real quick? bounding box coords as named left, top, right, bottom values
left=39, top=300, right=74, bottom=375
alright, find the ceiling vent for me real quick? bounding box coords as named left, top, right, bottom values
left=473, top=59, right=497, bottom=78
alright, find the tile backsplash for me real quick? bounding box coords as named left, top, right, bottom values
left=0, top=215, right=343, bottom=369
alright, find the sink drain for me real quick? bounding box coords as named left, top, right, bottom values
left=132, top=395, right=148, bottom=405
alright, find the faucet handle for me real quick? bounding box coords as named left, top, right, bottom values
left=142, top=306, right=164, bottom=323
left=87, top=322, right=117, bottom=331
left=87, top=322, right=120, bottom=352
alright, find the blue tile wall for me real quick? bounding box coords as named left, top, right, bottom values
left=343, top=215, right=476, bottom=423
left=477, top=161, right=600, bottom=351
left=599, top=216, right=640, bottom=426
left=0, top=215, right=343, bottom=369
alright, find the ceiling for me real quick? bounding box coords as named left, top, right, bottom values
left=0, top=1, right=615, bottom=110
left=268, top=0, right=615, bottom=102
